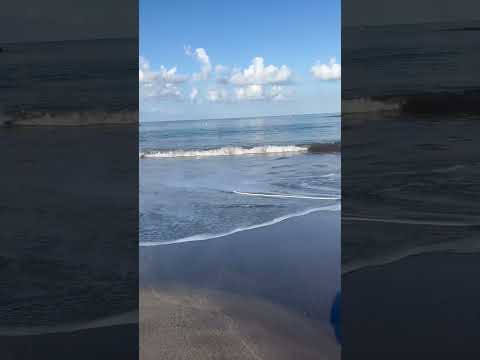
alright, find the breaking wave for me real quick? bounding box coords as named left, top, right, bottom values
left=0, top=110, right=138, bottom=127
left=140, top=143, right=340, bottom=159
left=233, top=191, right=340, bottom=200
left=140, top=204, right=340, bottom=247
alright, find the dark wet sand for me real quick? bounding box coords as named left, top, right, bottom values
left=1, top=325, right=138, bottom=360
left=343, top=252, right=480, bottom=358
left=140, top=210, right=340, bottom=360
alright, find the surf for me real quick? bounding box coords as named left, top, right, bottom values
left=140, top=145, right=308, bottom=159
left=140, top=142, right=340, bottom=159
left=0, top=110, right=138, bottom=127
left=233, top=190, right=340, bottom=200
left=140, top=204, right=340, bottom=247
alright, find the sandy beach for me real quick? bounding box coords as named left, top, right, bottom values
left=141, top=287, right=338, bottom=360
left=140, top=210, right=340, bottom=360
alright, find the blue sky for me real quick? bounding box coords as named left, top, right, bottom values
left=140, top=0, right=340, bottom=121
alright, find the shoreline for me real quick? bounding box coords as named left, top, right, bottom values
left=140, top=210, right=340, bottom=321
left=140, top=210, right=340, bottom=359
left=140, top=205, right=339, bottom=246
left=344, top=248, right=480, bottom=275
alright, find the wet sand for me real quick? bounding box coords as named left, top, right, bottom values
left=343, top=252, right=480, bottom=358
left=1, top=325, right=138, bottom=360
left=140, top=210, right=340, bottom=359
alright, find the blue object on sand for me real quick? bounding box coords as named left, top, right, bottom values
left=330, top=291, right=341, bottom=344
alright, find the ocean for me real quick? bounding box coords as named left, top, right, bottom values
left=140, top=114, right=340, bottom=246
left=0, top=38, right=138, bottom=332
left=342, top=20, right=480, bottom=272
left=343, top=20, right=480, bottom=100
left=0, top=38, right=137, bottom=125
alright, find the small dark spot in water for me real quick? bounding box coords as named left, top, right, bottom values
left=3, top=120, right=13, bottom=128
left=416, top=143, right=449, bottom=151
left=440, top=27, right=480, bottom=32
left=307, top=143, right=340, bottom=154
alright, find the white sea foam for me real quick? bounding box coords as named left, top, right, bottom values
left=0, top=311, right=137, bottom=336
left=233, top=190, right=340, bottom=200
left=342, top=97, right=403, bottom=114
left=140, top=204, right=340, bottom=247
left=140, top=145, right=308, bottom=159
left=343, top=216, right=480, bottom=274
left=343, top=239, right=480, bottom=275
left=1, top=110, right=138, bottom=126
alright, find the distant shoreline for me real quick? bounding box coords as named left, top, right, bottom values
left=343, top=92, right=480, bottom=116
left=1, top=110, right=138, bottom=127
left=140, top=111, right=340, bottom=124
left=0, top=36, right=137, bottom=47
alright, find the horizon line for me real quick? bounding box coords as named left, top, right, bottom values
left=0, top=36, right=137, bottom=46
left=139, top=111, right=341, bottom=123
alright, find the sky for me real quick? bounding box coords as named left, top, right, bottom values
left=140, top=0, right=341, bottom=121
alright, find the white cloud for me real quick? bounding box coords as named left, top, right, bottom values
left=204, top=84, right=293, bottom=103
left=139, top=56, right=154, bottom=83
left=235, top=85, right=264, bottom=100
left=159, top=66, right=189, bottom=84
left=139, top=56, right=188, bottom=100
left=185, top=46, right=212, bottom=81
left=189, top=87, right=199, bottom=101
left=139, top=56, right=188, bottom=84
left=140, top=52, right=298, bottom=105
left=207, top=88, right=229, bottom=102
left=269, top=85, right=294, bottom=101
left=229, top=57, right=293, bottom=86
left=311, top=58, right=341, bottom=80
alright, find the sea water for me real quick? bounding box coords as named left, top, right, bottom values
left=140, top=114, right=340, bottom=245
left=342, top=20, right=480, bottom=272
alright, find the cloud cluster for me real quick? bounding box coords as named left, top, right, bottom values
left=206, top=57, right=295, bottom=103
left=140, top=50, right=340, bottom=107
left=139, top=56, right=188, bottom=100
left=204, top=84, right=293, bottom=103
left=234, top=84, right=293, bottom=102
left=311, top=58, right=341, bottom=80
left=207, top=88, right=229, bottom=102
left=185, top=46, right=212, bottom=81
left=229, top=57, right=293, bottom=86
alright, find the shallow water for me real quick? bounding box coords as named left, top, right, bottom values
left=140, top=114, right=340, bottom=244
